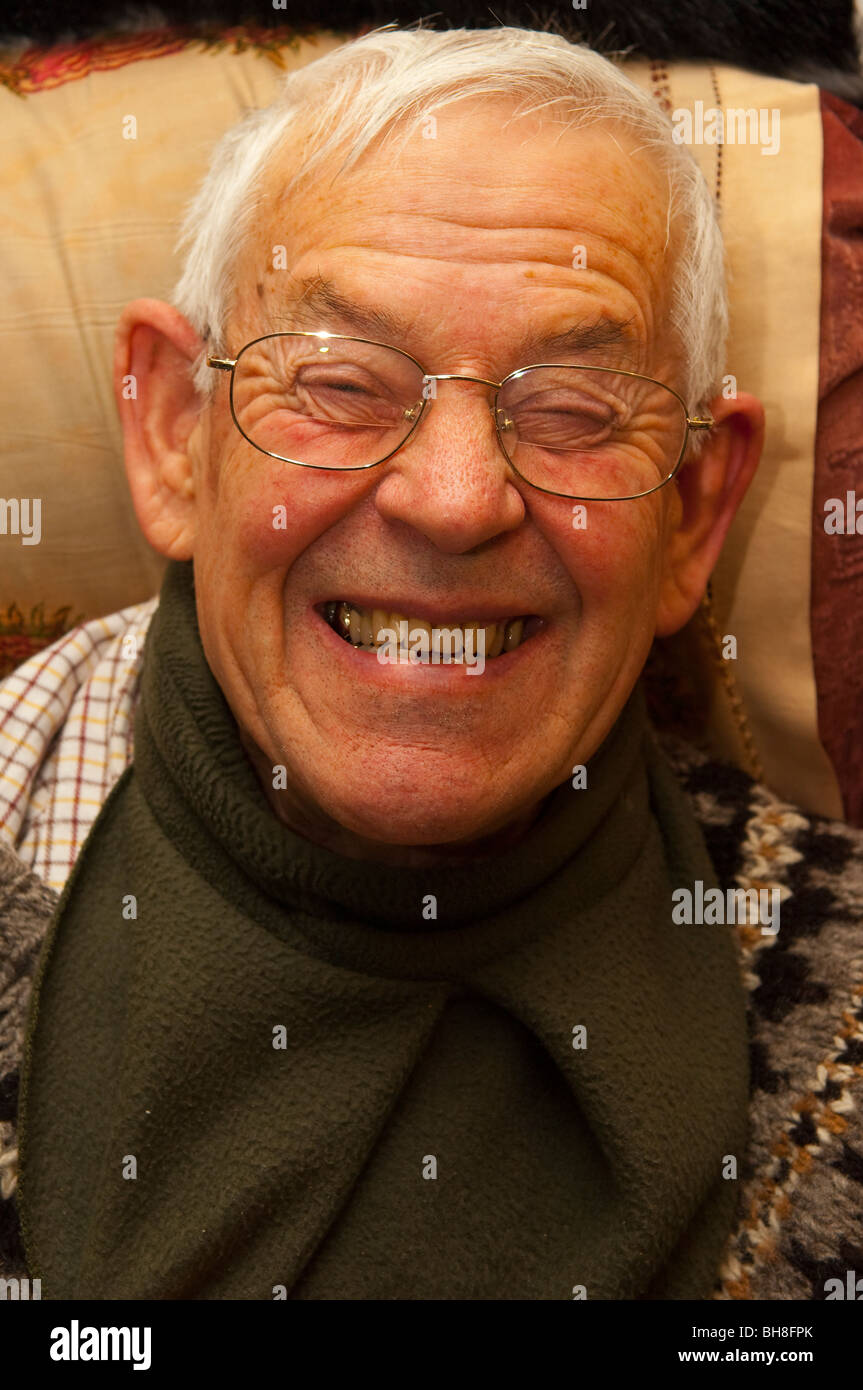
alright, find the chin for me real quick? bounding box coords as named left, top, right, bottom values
left=319, top=778, right=519, bottom=850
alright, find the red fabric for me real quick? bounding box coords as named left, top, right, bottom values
left=0, top=603, right=80, bottom=681
left=0, top=25, right=336, bottom=97
left=812, top=92, right=863, bottom=826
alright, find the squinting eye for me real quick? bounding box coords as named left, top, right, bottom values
left=515, top=406, right=618, bottom=435
left=305, top=379, right=376, bottom=398
left=509, top=389, right=621, bottom=420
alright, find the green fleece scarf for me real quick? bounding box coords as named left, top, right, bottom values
left=19, top=560, right=749, bottom=1300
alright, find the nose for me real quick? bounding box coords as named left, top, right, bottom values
left=372, top=378, right=526, bottom=553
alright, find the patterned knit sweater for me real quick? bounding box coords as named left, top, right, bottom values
left=1, top=734, right=862, bottom=1298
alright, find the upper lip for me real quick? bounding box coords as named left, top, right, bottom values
left=316, top=595, right=539, bottom=623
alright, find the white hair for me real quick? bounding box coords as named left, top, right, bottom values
left=172, top=23, right=727, bottom=419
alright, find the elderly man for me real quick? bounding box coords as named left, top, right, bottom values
left=1, top=26, right=861, bottom=1303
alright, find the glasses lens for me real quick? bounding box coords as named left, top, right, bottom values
left=496, top=367, right=688, bottom=499
left=231, top=335, right=425, bottom=467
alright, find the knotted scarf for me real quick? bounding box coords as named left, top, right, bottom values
left=18, top=559, right=749, bottom=1299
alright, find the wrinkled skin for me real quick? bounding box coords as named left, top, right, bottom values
left=116, top=98, right=763, bottom=865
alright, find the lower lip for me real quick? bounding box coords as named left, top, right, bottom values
left=310, top=608, right=547, bottom=690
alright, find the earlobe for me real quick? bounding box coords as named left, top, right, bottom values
left=654, top=391, right=765, bottom=638
left=114, top=299, right=205, bottom=560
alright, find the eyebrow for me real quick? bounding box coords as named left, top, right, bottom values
left=278, top=276, right=407, bottom=344
left=273, top=275, right=641, bottom=370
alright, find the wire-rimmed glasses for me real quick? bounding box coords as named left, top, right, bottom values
left=207, top=330, right=714, bottom=501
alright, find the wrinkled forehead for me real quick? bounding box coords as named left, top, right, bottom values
left=234, top=100, right=680, bottom=353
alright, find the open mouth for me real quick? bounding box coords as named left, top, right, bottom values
left=318, top=601, right=541, bottom=658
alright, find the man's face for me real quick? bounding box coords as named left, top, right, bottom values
left=186, top=100, right=685, bottom=852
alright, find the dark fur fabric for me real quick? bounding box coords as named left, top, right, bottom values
left=0, top=1, right=861, bottom=101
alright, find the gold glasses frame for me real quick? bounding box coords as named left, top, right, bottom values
left=207, top=330, right=715, bottom=502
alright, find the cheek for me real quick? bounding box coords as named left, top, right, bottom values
left=197, top=448, right=368, bottom=571
left=545, top=498, right=668, bottom=610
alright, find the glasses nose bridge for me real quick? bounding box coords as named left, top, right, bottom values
left=420, top=371, right=502, bottom=425
left=423, top=371, right=501, bottom=394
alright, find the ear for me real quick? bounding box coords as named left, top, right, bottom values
left=113, top=298, right=206, bottom=560
left=654, top=391, right=765, bottom=637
